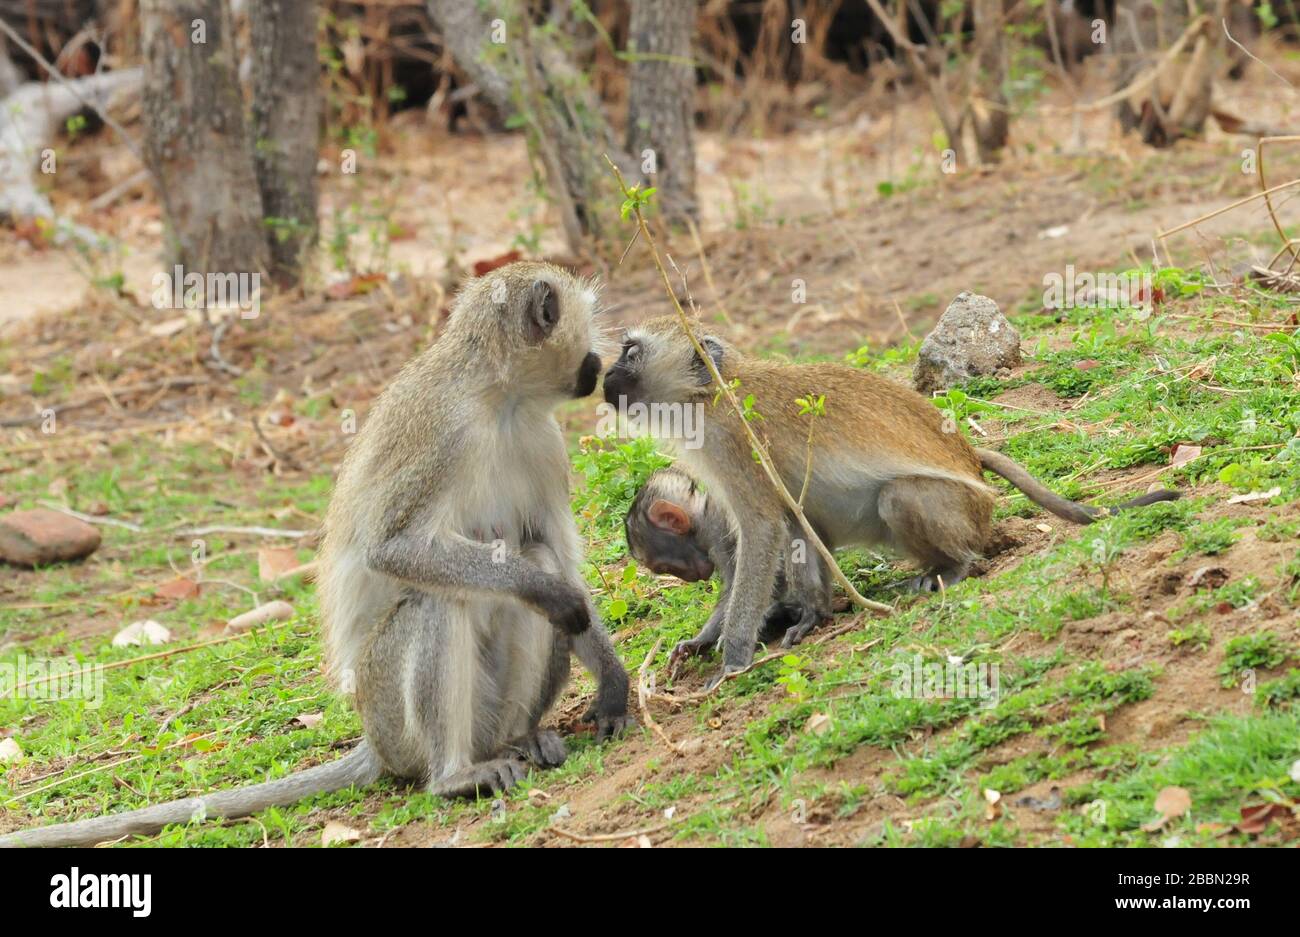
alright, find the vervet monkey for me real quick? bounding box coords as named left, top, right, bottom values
left=624, top=466, right=832, bottom=666
left=602, top=317, right=1179, bottom=683
left=0, top=262, right=631, bottom=848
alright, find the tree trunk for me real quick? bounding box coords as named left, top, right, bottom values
left=626, top=0, right=697, bottom=222
left=1111, top=0, right=1221, bottom=147
left=970, top=0, right=1008, bottom=164
left=0, top=34, right=21, bottom=97
left=141, top=0, right=267, bottom=275
left=249, top=0, right=321, bottom=286
left=426, top=0, right=639, bottom=252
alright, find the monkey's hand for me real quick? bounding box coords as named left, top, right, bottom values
left=582, top=704, right=635, bottom=743
left=581, top=667, right=634, bottom=742
left=528, top=580, right=593, bottom=635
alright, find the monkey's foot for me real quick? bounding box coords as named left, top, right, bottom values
left=581, top=705, right=635, bottom=743
left=704, top=663, right=748, bottom=692
left=668, top=636, right=716, bottom=677
left=778, top=618, right=823, bottom=648
left=507, top=729, right=567, bottom=768
left=428, top=758, right=528, bottom=799
left=899, top=567, right=970, bottom=594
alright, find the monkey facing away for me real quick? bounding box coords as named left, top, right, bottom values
left=625, top=466, right=832, bottom=667
left=1, top=262, right=632, bottom=848
left=602, top=317, right=1179, bottom=684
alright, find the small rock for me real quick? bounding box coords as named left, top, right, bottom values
left=0, top=508, right=101, bottom=567
left=913, top=292, right=1022, bottom=394
left=1188, top=566, right=1229, bottom=591
left=112, top=620, right=172, bottom=647
left=0, top=738, right=21, bottom=762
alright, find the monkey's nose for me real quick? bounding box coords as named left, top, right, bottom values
left=574, top=352, right=601, bottom=398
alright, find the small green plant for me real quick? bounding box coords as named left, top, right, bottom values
left=1167, top=622, right=1211, bottom=651
left=775, top=654, right=811, bottom=701
left=1177, top=517, right=1243, bottom=559
left=1219, top=631, right=1290, bottom=687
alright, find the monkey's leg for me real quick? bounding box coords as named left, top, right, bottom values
left=779, top=605, right=827, bottom=648
left=878, top=478, right=991, bottom=594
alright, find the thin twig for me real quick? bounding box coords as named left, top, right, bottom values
left=637, top=638, right=684, bottom=754
left=549, top=818, right=681, bottom=843
left=37, top=501, right=143, bottom=532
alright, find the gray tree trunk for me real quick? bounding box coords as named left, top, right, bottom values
left=426, top=0, right=639, bottom=251
left=250, top=0, right=321, bottom=286
left=626, top=0, right=697, bottom=222
left=971, top=0, right=1008, bottom=164
left=141, top=0, right=267, bottom=275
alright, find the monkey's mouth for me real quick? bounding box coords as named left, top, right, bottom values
left=657, top=559, right=714, bottom=582
left=573, top=352, right=601, bottom=398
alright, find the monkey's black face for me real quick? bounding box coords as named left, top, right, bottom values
left=627, top=521, right=715, bottom=583
left=574, top=351, right=601, bottom=398
left=601, top=341, right=639, bottom=405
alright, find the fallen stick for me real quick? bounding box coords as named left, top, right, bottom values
left=549, top=818, right=681, bottom=844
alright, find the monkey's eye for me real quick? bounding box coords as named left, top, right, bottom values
left=623, top=340, right=642, bottom=363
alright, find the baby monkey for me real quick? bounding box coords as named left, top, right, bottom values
left=626, top=466, right=833, bottom=668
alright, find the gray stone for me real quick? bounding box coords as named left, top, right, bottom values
left=912, top=292, right=1022, bottom=394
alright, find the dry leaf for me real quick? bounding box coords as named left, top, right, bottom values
left=0, top=738, right=21, bottom=762
left=292, top=712, right=324, bottom=729
left=156, top=577, right=200, bottom=600
left=258, top=546, right=300, bottom=582
left=1141, top=785, right=1191, bottom=831
left=112, top=619, right=172, bottom=647
left=1035, top=523, right=1053, bottom=533
left=1236, top=803, right=1292, bottom=835
left=804, top=712, right=831, bottom=736
left=1169, top=444, right=1202, bottom=469
left=148, top=316, right=188, bottom=338
left=983, top=788, right=1002, bottom=821
left=322, top=821, right=362, bottom=846
left=1226, top=487, right=1281, bottom=505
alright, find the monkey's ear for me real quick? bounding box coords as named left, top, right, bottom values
left=525, top=279, right=560, bottom=344
left=647, top=499, right=691, bottom=535
left=691, top=336, right=725, bottom=384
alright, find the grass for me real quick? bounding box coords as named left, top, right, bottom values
left=2, top=267, right=1299, bottom=847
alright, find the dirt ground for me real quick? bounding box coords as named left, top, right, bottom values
left=2, top=43, right=1300, bottom=846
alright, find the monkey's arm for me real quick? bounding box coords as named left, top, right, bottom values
left=669, top=584, right=728, bottom=671
left=367, top=529, right=591, bottom=634
left=572, top=606, right=634, bottom=741
left=717, top=519, right=785, bottom=681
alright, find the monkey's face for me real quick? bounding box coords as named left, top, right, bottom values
left=624, top=468, right=715, bottom=582
left=464, top=262, right=608, bottom=401
left=625, top=501, right=715, bottom=582
left=602, top=317, right=726, bottom=412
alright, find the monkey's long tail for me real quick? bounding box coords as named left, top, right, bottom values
left=0, top=741, right=382, bottom=848
left=976, top=448, right=1181, bottom=525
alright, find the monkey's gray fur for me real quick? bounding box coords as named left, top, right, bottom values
left=625, top=466, right=832, bottom=667
left=1, top=262, right=632, bottom=848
